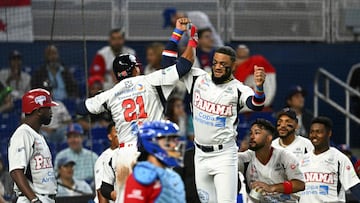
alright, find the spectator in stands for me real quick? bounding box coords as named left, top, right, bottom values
left=355, top=160, right=360, bottom=178
left=234, top=44, right=276, bottom=108
left=285, top=85, right=314, bottom=137
left=55, top=123, right=98, bottom=182
left=144, top=42, right=164, bottom=75
left=89, top=29, right=136, bottom=90
left=0, top=82, right=14, bottom=113
left=88, top=75, right=104, bottom=98
left=165, top=96, right=187, bottom=137
left=163, top=7, right=223, bottom=48
left=195, top=27, right=215, bottom=73
left=31, top=45, right=79, bottom=101
left=348, top=65, right=360, bottom=119
left=93, top=122, right=118, bottom=203
left=0, top=50, right=31, bottom=100
left=56, top=157, right=93, bottom=197
left=0, top=155, right=13, bottom=202
left=338, top=144, right=358, bottom=165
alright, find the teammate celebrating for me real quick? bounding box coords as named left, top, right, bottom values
left=272, top=108, right=313, bottom=160
left=78, top=17, right=197, bottom=202
left=238, top=119, right=305, bottom=202
left=299, top=117, right=360, bottom=202
left=123, top=120, right=186, bottom=203
left=162, top=43, right=266, bottom=202
left=8, top=89, right=58, bottom=203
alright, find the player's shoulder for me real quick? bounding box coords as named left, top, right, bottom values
left=11, top=124, right=35, bottom=139
left=271, top=137, right=280, bottom=146
left=275, top=147, right=297, bottom=161
left=133, top=161, right=158, bottom=185
left=329, top=147, right=351, bottom=162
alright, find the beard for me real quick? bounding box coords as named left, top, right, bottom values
left=249, top=142, right=265, bottom=151
left=278, top=128, right=296, bottom=138
left=211, top=67, right=232, bottom=84
left=41, top=115, right=52, bottom=125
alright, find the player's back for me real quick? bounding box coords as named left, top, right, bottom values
left=107, top=75, right=166, bottom=143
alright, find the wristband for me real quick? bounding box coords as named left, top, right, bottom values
left=255, top=85, right=264, bottom=92
left=170, top=28, right=184, bottom=44
left=283, top=181, right=293, bottom=194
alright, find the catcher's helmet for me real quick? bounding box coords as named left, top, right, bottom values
left=113, top=54, right=139, bottom=81
left=22, top=88, right=58, bottom=114
left=138, top=120, right=186, bottom=167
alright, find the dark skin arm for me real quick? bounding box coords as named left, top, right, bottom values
left=10, top=169, right=37, bottom=201
left=251, top=179, right=305, bottom=194
left=97, top=189, right=109, bottom=203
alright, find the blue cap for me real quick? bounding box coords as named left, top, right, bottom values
left=66, top=123, right=84, bottom=136
left=57, top=157, right=76, bottom=168
left=286, top=85, right=307, bottom=100
left=162, top=7, right=177, bottom=28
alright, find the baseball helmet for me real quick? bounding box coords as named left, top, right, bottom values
left=113, top=54, right=139, bottom=81
left=138, top=120, right=186, bottom=167
left=22, top=88, right=58, bottom=114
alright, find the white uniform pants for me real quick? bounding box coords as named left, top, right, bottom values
left=17, top=195, right=55, bottom=203
left=195, top=141, right=238, bottom=203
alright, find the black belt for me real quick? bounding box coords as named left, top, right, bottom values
left=195, top=142, right=223, bottom=152
left=19, top=194, right=56, bottom=200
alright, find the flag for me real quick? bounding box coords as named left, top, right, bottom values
left=0, top=0, right=33, bottom=42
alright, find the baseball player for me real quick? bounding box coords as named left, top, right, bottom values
left=162, top=42, right=266, bottom=202
left=94, top=122, right=118, bottom=203
left=238, top=119, right=305, bottom=202
left=272, top=108, right=314, bottom=160
left=77, top=18, right=198, bottom=202
left=8, top=89, right=58, bottom=203
left=299, top=116, right=360, bottom=202
left=123, top=120, right=186, bottom=203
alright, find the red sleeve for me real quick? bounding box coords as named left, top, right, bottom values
left=124, top=174, right=161, bottom=203
left=90, top=54, right=106, bottom=77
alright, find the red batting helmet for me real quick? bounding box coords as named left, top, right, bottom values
left=22, top=88, right=58, bottom=114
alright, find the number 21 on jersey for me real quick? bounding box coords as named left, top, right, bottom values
left=122, top=96, right=148, bottom=122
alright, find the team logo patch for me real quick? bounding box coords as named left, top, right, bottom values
left=290, top=163, right=296, bottom=170
left=319, top=185, right=329, bottom=195
left=197, top=189, right=209, bottom=203
left=127, top=189, right=144, bottom=200
left=346, top=165, right=351, bottom=170
left=136, top=84, right=144, bottom=91
left=35, top=95, right=46, bottom=105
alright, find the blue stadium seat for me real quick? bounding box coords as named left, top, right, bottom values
left=90, top=127, right=108, bottom=141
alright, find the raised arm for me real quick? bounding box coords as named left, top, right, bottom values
left=245, top=65, right=266, bottom=111
left=161, top=17, right=198, bottom=78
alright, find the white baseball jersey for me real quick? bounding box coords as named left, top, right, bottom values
left=86, top=64, right=180, bottom=143
left=238, top=148, right=304, bottom=202
left=272, top=136, right=314, bottom=160
left=299, top=147, right=360, bottom=203
left=94, top=148, right=115, bottom=203
left=8, top=124, right=57, bottom=195
left=181, top=69, right=255, bottom=145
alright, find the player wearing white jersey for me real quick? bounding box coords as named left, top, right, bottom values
left=8, top=89, right=58, bottom=203
left=272, top=108, right=313, bottom=160
left=238, top=119, right=305, bottom=203
left=299, top=116, right=360, bottom=202
left=77, top=18, right=198, bottom=202
left=162, top=43, right=266, bottom=202
left=94, top=122, right=118, bottom=203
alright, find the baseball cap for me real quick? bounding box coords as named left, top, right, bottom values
left=277, top=108, right=298, bottom=122
left=162, top=7, right=177, bottom=28
left=286, top=85, right=307, bottom=100
left=87, top=75, right=104, bottom=88
left=9, top=50, right=22, bottom=60
left=57, top=157, right=76, bottom=168
left=66, top=123, right=84, bottom=136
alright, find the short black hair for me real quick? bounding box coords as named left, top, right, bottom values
left=251, top=118, right=276, bottom=135
left=215, top=46, right=236, bottom=62
left=311, top=116, right=333, bottom=132
left=197, top=27, right=212, bottom=39
left=107, top=122, right=115, bottom=134
left=109, top=28, right=124, bottom=37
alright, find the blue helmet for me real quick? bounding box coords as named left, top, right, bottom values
left=138, top=120, right=186, bottom=167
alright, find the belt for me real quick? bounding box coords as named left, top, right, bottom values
left=119, top=142, right=136, bottom=148
left=19, top=194, right=56, bottom=200
left=195, top=142, right=223, bottom=152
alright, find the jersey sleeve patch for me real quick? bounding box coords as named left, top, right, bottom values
left=133, top=162, right=158, bottom=185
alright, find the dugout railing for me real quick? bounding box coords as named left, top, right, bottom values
left=314, top=67, right=360, bottom=147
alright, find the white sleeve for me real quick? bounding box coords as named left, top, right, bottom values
left=238, top=150, right=253, bottom=173
left=8, top=129, right=34, bottom=172
left=94, top=156, right=103, bottom=190
left=282, top=150, right=304, bottom=181
left=85, top=89, right=112, bottom=114
left=102, top=157, right=115, bottom=185
left=237, top=84, right=256, bottom=112
left=145, top=64, right=179, bottom=86
left=339, top=154, right=360, bottom=190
